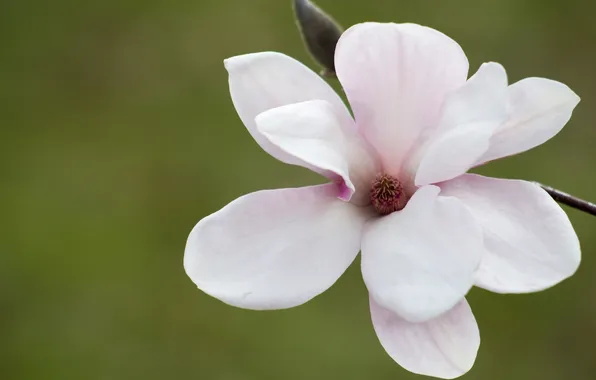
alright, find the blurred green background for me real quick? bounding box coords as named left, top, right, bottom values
left=1, top=0, right=595, bottom=379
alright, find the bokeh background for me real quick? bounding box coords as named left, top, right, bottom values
left=2, top=0, right=595, bottom=379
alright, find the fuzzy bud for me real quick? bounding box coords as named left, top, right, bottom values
left=293, top=0, right=343, bottom=76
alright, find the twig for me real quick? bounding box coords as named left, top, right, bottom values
left=535, top=182, right=596, bottom=216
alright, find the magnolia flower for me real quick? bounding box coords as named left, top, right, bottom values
left=184, top=22, right=581, bottom=379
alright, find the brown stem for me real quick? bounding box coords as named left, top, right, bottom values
left=535, top=182, right=596, bottom=216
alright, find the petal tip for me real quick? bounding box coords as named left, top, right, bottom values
left=336, top=179, right=355, bottom=202
left=224, top=52, right=285, bottom=73
left=223, top=54, right=248, bottom=72
left=370, top=298, right=479, bottom=379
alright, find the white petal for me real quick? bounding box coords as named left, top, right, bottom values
left=335, top=23, right=469, bottom=175
left=478, top=77, right=580, bottom=164
left=256, top=100, right=379, bottom=204
left=184, top=184, right=370, bottom=310
left=370, top=298, right=480, bottom=379
left=361, top=186, right=483, bottom=323
left=414, top=63, right=508, bottom=186
left=440, top=174, right=581, bottom=293
left=225, top=52, right=353, bottom=166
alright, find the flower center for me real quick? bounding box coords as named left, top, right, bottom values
left=370, top=173, right=407, bottom=215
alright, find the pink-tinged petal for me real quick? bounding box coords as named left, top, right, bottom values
left=184, top=184, right=370, bottom=310
left=256, top=100, right=380, bottom=204
left=225, top=52, right=353, bottom=166
left=361, top=186, right=483, bottom=323
left=478, top=78, right=580, bottom=164
left=440, top=174, right=581, bottom=293
left=414, top=63, right=508, bottom=186
left=334, top=22, right=469, bottom=175
left=371, top=297, right=479, bottom=379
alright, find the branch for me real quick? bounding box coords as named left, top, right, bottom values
left=535, top=183, right=596, bottom=216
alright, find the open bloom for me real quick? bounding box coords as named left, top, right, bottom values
left=184, top=22, right=581, bottom=378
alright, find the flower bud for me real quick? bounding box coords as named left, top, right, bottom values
left=293, top=0, right=343, bottom=76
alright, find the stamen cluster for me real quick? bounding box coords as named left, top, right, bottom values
left=370, top=173, right=407, bottom=215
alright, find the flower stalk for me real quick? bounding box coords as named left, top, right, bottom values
left=536, top=183, right=596, bottom=216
